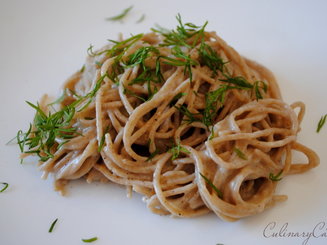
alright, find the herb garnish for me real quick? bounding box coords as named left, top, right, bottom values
left=152, top=14, right=207, bottom=48
left=48, top=218, right=58, bottom=233
left=123, top=87, right=146, bottom=102
left=146, top=149, right=159, bottom=162
left=169, top=93, right=186, bottom=106
left=198, top=42, right=227, bottom=76
left=317, top=114, right=327, bottom=133
left=168, top=141, right=190, bottom=160
left=98, top=126, right=110, bottom=152
left=17, top=74, right=107, bottom=162
left=200, top=173, right=223, bottom=199
left=269, top=170, right=283, bottom=181
left=136, top=14, right=145, bottom=23
left=0, top=182, right=9, bottom=193
left=233, top=148, right=247, bottom=160
left=106, top=6, right=133, bottom=22
left=82, top=237, right=98, bottom=243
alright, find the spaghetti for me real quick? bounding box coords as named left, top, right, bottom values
left=18, top=16, right=319, bottom=221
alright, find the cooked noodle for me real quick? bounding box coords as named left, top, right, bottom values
left=20, top=19, right=319, bottom=221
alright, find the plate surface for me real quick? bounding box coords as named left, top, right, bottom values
left=1, top=1, right=326, bottom=245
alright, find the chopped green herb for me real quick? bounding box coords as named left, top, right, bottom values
left=198, top=42, right=226, bottom=76
left=269, top=170, right=283, bottom=181
left=146, top=149, right=159, bottom=161
left=317, top=114, right=327, bottom=133
left=0, top=182, right=9, bottom=193
left=174, top=105, right=200, bottom=124
left=161, top=46, right=198, bottom=82
left=106, top=6, right=133, bottom=21
left=17, top=74, right=107, bottom=162
left=48, top=218, right=58, bottom=233
left=125, top=46, right=160, bottom=70
left=146, top=80, right=158, bottom=101
left=136, top=14, right=145, bottom=23
left=123, top=87, right=146, bottom=102
left=168, top=141, right=190, bottom=160
left=253, top=81, right=267, bottom=100
left=82, top=237, right=98, bottom=243
left=200, top=173, right=223, bottom=199
left=98, top=126, right=110, bottom=152
left=169, top=93, right=186, bottom=106
left=201, top=85, right=231, bottom=128
left=80, top=65, right=85, bottom=73
left=220, top=76, right=253, bottom=89
left=152, top=14, right=207, bottom=48
left=233, top=148, right=247, bottom=160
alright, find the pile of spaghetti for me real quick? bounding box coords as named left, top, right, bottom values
left=17, top=15, right=319, bottom=221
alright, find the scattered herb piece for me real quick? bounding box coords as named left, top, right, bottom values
left=233, top=148, right=247, bottom=160
left=200, top=173, right=223, bottom=199
left=146, top=149, right=159, bottom=161
left=169, top=93, right=186, bottom=106
left=17, top=74, right=107, bottom=162
left=152, top=14, right=207, bottom=48
left=220, top=76, right=253, bottom=89
left=253, top=80, right=267, bottom=100
left=98, top=126, right=110, bottom=152
left=168, top=141, right=190, bottom=160
left=82, top=237, right=98, bottom=243
left=48, top=218, right=58, bottom=233
left=317, top=114, right=327, bottom=133
left=201, top=85, right=231, bottom=128
left=0, top=182, right=9, bottom=193
left=106, top=6, right=133, bottom=21
left=123, top=87, right=146, bottom=102
left=125, top=46, right=160, bottom=70
left=161, top=46, right=198, bottom=82
left=269, top=170, right=283, bottom=181
left=80, top=65, right=85, bottom=73
left=198, top=42, right=226, bottom=76
left=174, top=105, right=200, bottom=124
left=136, top=14, right=145, bottom=23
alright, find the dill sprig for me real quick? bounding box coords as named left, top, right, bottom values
left=169, top=92, right=186, bottom=107
left=317, top=114, right=327, bottom=133
left=175, top=85, right=242, bottom=129
left=161, top=46, right=198, bottom=82
left=136, top=14, right=146, bottom=24
left=146, top=149, right=159, bottom=162
left=220, top=76, right=267, bottom=100
left=123, top=87, right=146, bottom=102
left=168, top=141, right=190, bottom=160
left=125, top=46, right=160, bottom=69
left=17, top=74, right=107, bottom=162
left=0, top=182, right=9, bottom=193
left=198, top=42, right=227, bottom=76
left=98, top=126, right=110, bottom=152
left=152, top=14, right=207, bottom=48
left=269, top=170, right=283, bottom=181
left=199, top=173, right=223, bottom=199
left=48, top=218, right=58, bottom=233
left=233, top=148, right=247, bottom=160
left=106, top=6, right=133, bottom=21
left=201, top=85, right=231, bottom=128
left=174, top=105, right=200, bottom=124
left=82, top=237, right=98, bottom=243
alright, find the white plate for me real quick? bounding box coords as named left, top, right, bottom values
left=1, top=1, right=327, bottom=245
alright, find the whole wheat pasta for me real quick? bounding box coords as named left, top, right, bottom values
left=18, top=17, right=319, bottom=221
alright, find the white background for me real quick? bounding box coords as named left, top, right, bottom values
left=0, top=0, right=326, bottom=244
